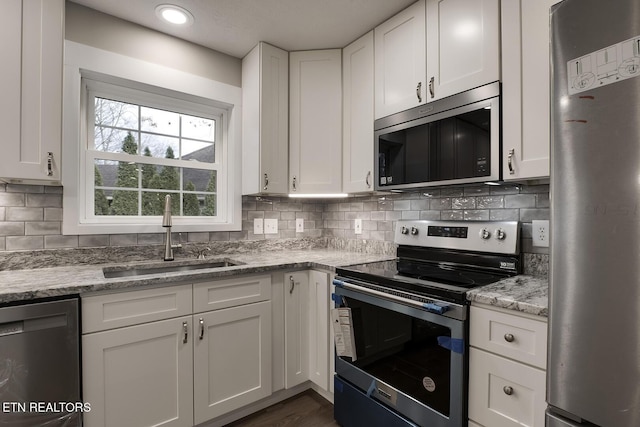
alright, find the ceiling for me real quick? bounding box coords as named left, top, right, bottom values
left=69, top=0, right=417, bottom=58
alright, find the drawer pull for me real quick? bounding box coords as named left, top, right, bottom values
left=503, top=386, right=514, bottom=396
left=504, top=333, right=515, bottom=343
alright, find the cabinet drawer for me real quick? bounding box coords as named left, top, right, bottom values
left=82, top=284, right=192, bottom=334
left=470, top=305, right=547, bottom=369
left=193, top=274, right=271, bottom=313
left=469, top=348, right=546, bottom=427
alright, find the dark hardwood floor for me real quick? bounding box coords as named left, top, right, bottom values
left=226, top=390, right=340, bottom=427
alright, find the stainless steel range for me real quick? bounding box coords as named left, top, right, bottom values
left=332, top=220, right=520, bottom=427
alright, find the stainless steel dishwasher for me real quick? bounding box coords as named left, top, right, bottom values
left=0, top=297, right=81, bottom=426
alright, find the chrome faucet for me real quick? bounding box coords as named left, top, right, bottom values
left=162, top=195, right=181, bottom=261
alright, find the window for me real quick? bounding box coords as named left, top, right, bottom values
left=87, top=80, right=222, bottom=219
left=62, top=41, right=242, bottom=235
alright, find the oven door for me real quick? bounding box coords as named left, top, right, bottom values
left=333, top=281, right=466, bottom=427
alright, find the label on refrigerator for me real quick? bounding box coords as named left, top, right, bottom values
left=568, top=35, right=640, bottom=94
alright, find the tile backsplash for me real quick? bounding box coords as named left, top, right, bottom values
left=0, top=182, right=549, bottom=256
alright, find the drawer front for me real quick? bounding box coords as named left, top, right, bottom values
left=193, top=274, right=271, bottom=313
left=469, top=348, right=546, bottom=427
left=468, top=421, right=483, bottom=427
left=82, top=284, right=192, bottom=334
left=470, top=305, right=547, bottom=369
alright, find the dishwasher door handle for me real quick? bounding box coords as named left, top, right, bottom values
left=0, top=313, right=67, bottom=336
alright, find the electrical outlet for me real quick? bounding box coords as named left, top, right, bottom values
left=532, top=220, right=550, bottom=247
left=354, top=219, right=363, bottom=235
left=253, top=218, right=264, bottom=234
left=296, top=218, right=304, bottom=233
left=264, top=218, right=278, bottom=234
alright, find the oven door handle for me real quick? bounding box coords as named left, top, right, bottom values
left=332, top=279, right=450, bottom=315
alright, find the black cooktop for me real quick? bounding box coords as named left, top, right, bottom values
left=336, top=248, right=520, bottom=304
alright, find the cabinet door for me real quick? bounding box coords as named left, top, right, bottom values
left=284, top=271, right=309, bottom=388
left=193, top=301, right=272, bottom=424
left=242, top=42, right=289, bottom=195
left=469, top=348, right=546, bottom=427
left=426, top=0, right=500, bottom=101
left=289, top=49, right=342, bottom=194
left=308, top=270, right=330, bottom=391
left=0, top=0, right=63, bottom=183
left=343, top=31, right=374, bottom=194
left=82, top=316, right=194, bottom=427
left=374, top=0, right=426, bottom=118
left=502, top=0, right=560, bottom=180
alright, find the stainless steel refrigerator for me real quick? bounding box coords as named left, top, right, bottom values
left=548, top=1, right=640, bottom=426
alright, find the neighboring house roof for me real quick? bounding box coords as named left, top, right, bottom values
left=96, top=144, right=215, bottom=191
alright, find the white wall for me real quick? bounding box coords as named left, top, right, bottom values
left=65, top=2, right=242, bottom=87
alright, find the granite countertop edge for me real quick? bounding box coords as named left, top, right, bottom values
left=466, top=274, right=549, bottom=317
left=0, top=249, right=396, bottom=304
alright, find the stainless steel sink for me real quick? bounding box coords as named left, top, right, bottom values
left=103, top=260, right=239, bottom=278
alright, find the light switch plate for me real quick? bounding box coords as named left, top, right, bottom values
left=354, top=219, right=363, bottom=235
left=253, top=218, right=264, bottom=235
left=296, top=218, right=304, bottom=233
left=264, top=218, right=278, bottom=234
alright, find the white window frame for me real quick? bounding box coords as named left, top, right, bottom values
left=63, top=41, right=242, bottom=234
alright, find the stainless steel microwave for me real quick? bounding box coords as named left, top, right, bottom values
left=375, top=82, right=501, bottom=190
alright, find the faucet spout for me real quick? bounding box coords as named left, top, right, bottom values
left=163, top=195, right=175, bottom=261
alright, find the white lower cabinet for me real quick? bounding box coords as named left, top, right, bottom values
left=82, top=275, right=272, bottom=427
left=193, top=301, right=272, bottom=424
left=468, top=304, right=547, bottom=427
left=82, top=316, right=194, bottom=427
left=283, top=270, right=333, bottom=394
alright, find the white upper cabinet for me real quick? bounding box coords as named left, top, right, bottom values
left=426, top=0, right=500, bottom=101
left=289, top=49, right=342, bottom=194
left=343, top=31, right=375, bottom=194
left=242, top=42, right=289, bottom=195
left=374, top=0, right=426, bottom=119
left=501, top=0, right=560, bottom=181
left=0, top=0, right=63, bottom=184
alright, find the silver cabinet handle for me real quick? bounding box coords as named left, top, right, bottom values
left=416, top=82, right=423, bottom=103
left=508, top=149, right=515, bottom=175
left=47, top=152, right=54, bottom=177
left=263, top=173, right=269, bottom=191
left=182, top=321, right=188, bottom=343
left=292, top=176, right=297, bottom=192
left=504, top=333, right=515, bottom=343
left=289, top=275, right=295, bottom=294
left=199, top=318, right=205, bottom=340
left=428, top=77, right=435, bottom=99
left=366, top=171, right=372, bottom=188
left=503, top=386, right=514, bottom=396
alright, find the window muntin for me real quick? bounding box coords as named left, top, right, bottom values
left=86, top=80, right=223, bottom=220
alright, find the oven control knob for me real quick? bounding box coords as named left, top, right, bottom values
left=410, top=227, right=419, bottom=236
left=495, top=228, right=506, bottom=240
left=401, top=226, right=409, bottom=235
left=479, top=228, right=491, bottom=240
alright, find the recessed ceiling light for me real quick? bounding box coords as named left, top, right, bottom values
left=155, top=4, right=194, bottom=26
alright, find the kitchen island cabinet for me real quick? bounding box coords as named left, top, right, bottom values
left=0, top=0, right=63, bottom=184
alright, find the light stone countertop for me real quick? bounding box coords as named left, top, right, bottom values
left=466, top=274, right=549, bottom=317
left=0, top=249, right=396, bottom=304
